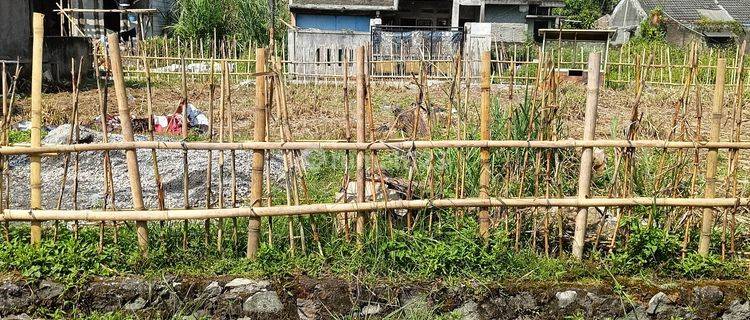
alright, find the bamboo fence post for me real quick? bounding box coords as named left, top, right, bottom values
left=572, top=52, right=601, bottom=259
left=479, top=51, right=491, bottom=242
left=247, top=48, right=267, bottom=259
left=355, top=46, right=367, bottom=245
left=698, top=58, right=726, bottom=256
left=30, top=13, right=45, bottom=245
left=108, top=32, right=148, bottom=255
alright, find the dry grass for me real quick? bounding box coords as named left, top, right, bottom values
left=11, top=78, right=750, bottom=144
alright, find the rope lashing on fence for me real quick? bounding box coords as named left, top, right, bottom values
left=3, top=197, right=750, bottom=222
left=4, top=139, right=750, bottom=156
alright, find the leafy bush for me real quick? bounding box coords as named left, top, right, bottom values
left=635, top=9, right=667, bottom=43
left=170, top=0, right=288, bottom=45
left=607, top=218, right=680, bottom=273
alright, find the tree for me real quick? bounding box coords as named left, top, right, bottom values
left=556, top=0, right=617, bottom=29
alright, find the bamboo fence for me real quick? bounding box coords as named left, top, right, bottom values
left=107, top=37, right=750, bottom=88
left=4, top=15, right=750, bottom=261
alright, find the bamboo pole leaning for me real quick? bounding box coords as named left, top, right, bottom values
left=93, top=44, right=117, bottom=252
left=108, top=32, right=149, bottom=255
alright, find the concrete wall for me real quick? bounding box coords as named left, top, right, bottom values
left=0, top=0, right=31, bottom=60
left=143, top=0, right=174, bottom=36
left=287, top=29, right=370, bottom=77
left=43, top=37, right=94, bottom=82
left=484, top=5, right=528, bottom=43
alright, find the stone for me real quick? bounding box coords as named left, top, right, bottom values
left=621, top=306, right=649, bottom=320
left=43, top=124, right=95, bottom=145
left=1, top=314, right=32, bottom=320
left=124, top=297, right=147, bottom=311
left=693, top=285, right=724, bottom=305
left=722, top=300, right=750, bottom=320
left=36, top=280, right=64, bottom=300
left=556, top=290, right=578, bottom=308
left=226, top=279, right=269, bottom=295
left=360, top=304, right=382, bottom=316
left=204, top=281, right=222, bottom=297
left=453, top=301, right=480, bottom=320
left=647, top=292, right=672, bottom=315
left=243, top=291, right=283, bottom=314
left=297, top=298, right=319, bottom=320
left=225, top=278, right=255, bottom=288
left=0, top=282, right=32, bottom=314
left=509, top=292, right=537, bottom=311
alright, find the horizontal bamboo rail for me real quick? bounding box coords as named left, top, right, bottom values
left=3, top=197, right=749, bottom=222
left=5, top=139, right=750, bottom=156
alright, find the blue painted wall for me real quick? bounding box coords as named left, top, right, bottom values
left=296, top=14, right=370, bottom=32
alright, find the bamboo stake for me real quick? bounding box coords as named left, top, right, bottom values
left=572, top=52, right=601, bottom=259
left=698, top=58, right=726, bottom=256
left=341, top=54, right=352, bottom=241
left=479, top=51, right=491, bottom=242
left=682, top=63, right=703, bottom=257
left=53, top=59, right=83, bottom=241
left=726, top=41, right=746, bottom=258
left=181, top=55, right=190, bottom=250
left=108, top=32, right=148, bottom=256
left=205, top=45, right=217, bottom=248
left=138, top=32, right=165, bottom=246
left=228, top=61, right=239, bottom=251
left=217, top=61, right=226, bottom=252
left=247, top=48, right=267, bottom=259
left=0, top=62, right=7, bottom=242
left=355, top=46, right=366, bottom=245
left=93, top=43, right=116, bottom=251
left=30, top=13, right=45, bottom=245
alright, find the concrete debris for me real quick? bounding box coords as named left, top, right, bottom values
left=7, top=125, right=289, bottom=210
left=555, top=290, right=578, bottom=308
left=152, top=62, right=236, bottom=74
